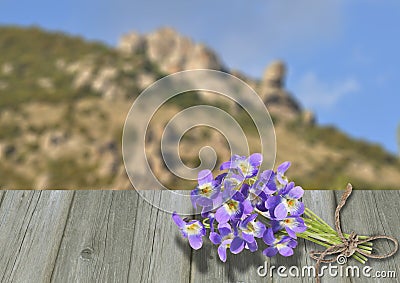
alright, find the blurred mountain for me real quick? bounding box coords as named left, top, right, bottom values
left=0, top=26, right=399, bottom=189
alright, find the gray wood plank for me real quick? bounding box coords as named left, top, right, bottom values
left=51, top=190, right=192, bottom=283
left=334, top=190, right=400, bottom=283
left=51, top=190, right=139, bottom=283
left=301, top=190, right=351, bottom=283
left=0, top=190, right=74, bottom=283
left=127, top=190, right=192, bottom=283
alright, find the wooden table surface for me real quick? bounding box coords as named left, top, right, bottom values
left=0, top=190, right=398, bottom=283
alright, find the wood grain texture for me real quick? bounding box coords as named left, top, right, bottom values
left=50, top=190, right=192, bottom=283
left=0, top=190, right=398, bottom=283
left=334, top=190, right=400, bottom=283
left=301, top=190, right=351, bottom=283
left=51, top=190, right=140, bottom=282
left=127, top=190, right=192, bottom=283
left=0, top=190, right=74, bottom=283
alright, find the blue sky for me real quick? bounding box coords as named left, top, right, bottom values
left=1, top=0, right=399, bottom=154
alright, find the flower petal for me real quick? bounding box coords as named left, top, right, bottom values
left=218, top=224, right=232, bottom=238
left=273, top=202, right=288, bottom=220
left=241, top=214, right=258, bottom=227
left=209, top=232, right=222, bottom=245
left=188, top=234, right=203, bottom=250
left=278, top=246, right=294, bottom=257
left=263, top=247, right=278, bottom=257
left=277, top=161, right=291, bottom=173
left=172, top=212, right=185, bottom=229
left=218, top=243, right=228, bottom=262
left=196, top=197, right=213, bottom=207
left=288, top=186, right=304, bottom=199
left=247, top=240, right=258, bottom=252
left=201, top=206, right=214, bottom=217
left=230, top=237, right=245, bottom=254
left=215, top=206, right=230, bottom=223
left=285, top=227, right=297, bottom=239
left=266, top=195, right=281, bottom=210
left=280, top=182, right=294, bottom=196
left=220, top=161, right=232, bottom=170
left=249, top=153, right=262, bottom=167
left=242, top=200, right=254, bottom=215
left=198, top=169, right=213, bottom=185
left=242, top=232, right=255, bottom=243
left=253, top=221, right=266, bottom=238
left=288, top=239, right=298, bottom=249
left=288, top=201, right=304, bottom=216
left=263, top=228, right=275, bottom=245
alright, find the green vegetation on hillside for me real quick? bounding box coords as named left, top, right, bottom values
left=287, top=119, right=400, bottom=189
left=0, top=26, right=161, bottom=109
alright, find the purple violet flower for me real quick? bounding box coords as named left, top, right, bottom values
left=239, top=214, right=266, bottom=242
left=228, top=214, right=267, bottom=254
left=172, top=212, right=206, bottom=250
left=209, top=223, right=234, bottom=262
left=266, top=182, right=305, bottom=219
left=254, top=169, right=277, bottom=194
left=263, top=228, right=298, bottom=257
left=215, top=193, right=253, bottom=224
left=246, top=182, right=269, bottom=212
left=271, top=216, right=307, bottom=239
left=222, top=173, right=247, bottom=199
left=275, top=161, right=291, bottom=189
left=191, top=170, right=221, bottom=209
left=220, top=153, right=262, bottom=179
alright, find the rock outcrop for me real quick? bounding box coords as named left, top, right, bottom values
left=258, top=61, right=302, bottom=121
left=118, top=28, right=304, bottom=121
left=118, top=27, right=224, bottom=73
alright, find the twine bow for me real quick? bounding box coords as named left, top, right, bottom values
left=309, top=183, right=398, bottom=283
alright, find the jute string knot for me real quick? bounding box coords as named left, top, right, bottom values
left=309, top=183, right=398, bottom=283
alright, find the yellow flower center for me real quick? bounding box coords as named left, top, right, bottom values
left=247, top=222, right=255, bottom=233
left=276, top=243, right=286, bottom=249
left=226, top=200, right=238, bottom=212
left=238, top=161, right=250, bottom=174
left=283, top=218, right=293, bottom=225
left=199, top=184, right=212, bottom=197
left=185, top=222, right=201, bottom=235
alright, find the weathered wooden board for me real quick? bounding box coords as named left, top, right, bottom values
left=333, top=190, right=400, bottom=283
left=51, top=190, right=138, bottom=282
left=50, top=190, right=192, bottom=283
left=0, top=191, right=74, bottom=283
left=301, top=191, right=351, bottom=283
left=0, top=190, right=398, bottom=283
left=126, top=190, right=192, bottom=283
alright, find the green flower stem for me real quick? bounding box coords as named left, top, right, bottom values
left=257, top=207, right=374, bottom=265
left=202, top=218, right=210, bottom=229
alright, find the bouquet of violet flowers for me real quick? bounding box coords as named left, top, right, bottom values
left=172, top=153, right=375, bottom=264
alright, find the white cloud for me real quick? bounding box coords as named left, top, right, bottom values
left=294, top=72, right=360, bottom=109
